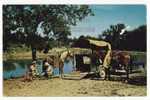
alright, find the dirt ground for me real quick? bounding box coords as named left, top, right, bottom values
left=3, top=75, right=146, bottom=96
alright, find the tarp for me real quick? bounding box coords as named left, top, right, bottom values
left=88, top=39, right=109, bottom=47
left=87, top=39, right=112, bottom=68
left=73, top=39, right=112, bottom=68
left=87, top=39, right=111, bottom=50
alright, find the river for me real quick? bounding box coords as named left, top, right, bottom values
left=3, top=59, right=75, bottom=79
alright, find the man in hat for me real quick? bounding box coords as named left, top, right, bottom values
left=24, top=60, right=39, bottom=81
left=42, top=62, right=53, bottom=78
left=30, top=61, right=39, bottom=77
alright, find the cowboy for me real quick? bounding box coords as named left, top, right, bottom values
left=24, top=61, right=39, bottom=81
left=29, top=61, right=39, bottom=77
left=43, top=62, right=53, bottom=78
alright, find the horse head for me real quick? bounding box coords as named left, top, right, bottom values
left=67, top=50, right=74, bottom=58
left=60, top=49, right=74, bottom=62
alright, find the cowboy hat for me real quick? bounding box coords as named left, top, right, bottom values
left=32, top=61, right=36, bottom=64
left=44, top=62, right=50, bottom=66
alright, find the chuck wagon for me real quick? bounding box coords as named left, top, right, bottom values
left=72, top=38, right=131, bottom=80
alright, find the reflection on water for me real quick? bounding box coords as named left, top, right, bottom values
left=3, top=60, right=31, bottom=72
left=3, top=59, right=74, bottom=79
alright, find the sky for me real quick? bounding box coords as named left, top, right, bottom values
left=70, top=5, right=146, bottom=38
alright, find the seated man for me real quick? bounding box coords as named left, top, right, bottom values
left=42, top=62, right=53, bottom=78
left=24, top=61, right=39, bottom=81
left=29, top=61, right=39, bottom=77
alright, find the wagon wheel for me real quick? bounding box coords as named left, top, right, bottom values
left=99, top=66, right=106, bottom=79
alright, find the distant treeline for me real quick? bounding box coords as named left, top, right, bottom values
left=76, top=24, right=146, bottom=51
left=102, top=24, right=146, bottom=51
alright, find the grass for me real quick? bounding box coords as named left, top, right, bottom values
left=3, top=47, right=91, bottom=60
left=3, top=51, right=47, bottom=60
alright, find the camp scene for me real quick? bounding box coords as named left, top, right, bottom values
left=3, top=5, right=146, bottom=96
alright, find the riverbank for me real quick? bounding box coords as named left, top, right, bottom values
left=3, top=47, right=92, bottom=61
left=3, top=47, right=146, bottom=61
left=3, top=51, right=47, bottom=61
left=3, top=77, right=146, bottom=96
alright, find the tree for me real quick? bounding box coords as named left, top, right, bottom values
left=3, top=5, right=93, bottom=60
left=100, top=24, right=146, bottom=51
left=101, top=23, right=126, bottom=49
left=122, top=25, right=146, bottom=51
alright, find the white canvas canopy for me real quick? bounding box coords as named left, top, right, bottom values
left=87, top=39, right=111, bottom=68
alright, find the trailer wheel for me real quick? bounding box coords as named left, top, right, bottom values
left=99, top=67, right=106, bottom=79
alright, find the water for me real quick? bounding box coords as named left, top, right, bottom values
left=3, top=59, right=74, bottom=79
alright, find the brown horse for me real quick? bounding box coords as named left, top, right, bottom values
left=111, top=51, right=131, bottom=79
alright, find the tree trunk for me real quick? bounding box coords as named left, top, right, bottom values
left=31, top=47, right=37, bottom=61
